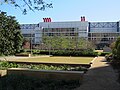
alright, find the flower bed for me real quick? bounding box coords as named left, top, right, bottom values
left=0, top=59, right=87, bottom=90
left=0, top=61, right=88, bottom=71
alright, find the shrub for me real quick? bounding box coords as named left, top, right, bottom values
left=0, top=61, right=19, bottom=69
left=99, top=52, right=111, bottom=56
left=15, top=53, right=30, bottom=57
left=51, top=50, right=98, bottom=57
left=19, top=49, right=98, bottom=56
left=0, top=61, right=87, bottom=71
left=105, top=53, right=113, bottom=62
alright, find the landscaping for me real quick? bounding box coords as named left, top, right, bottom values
left=0, top=13, right=97, bottom=90
left=0, top=61, right=88, bottom=71
left=0, top=56, right=88, bottom=90
left=17, top=49, right=98, bottom=57
left=1, top=6, right=120, bottom=90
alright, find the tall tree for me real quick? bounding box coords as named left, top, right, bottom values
left=0, top=0, right=53, bottom=14
left=42, top=35, right=95, bottom=50
left=0, top=11, right=23, bottom=55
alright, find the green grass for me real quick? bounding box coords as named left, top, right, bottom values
left=11, top=56, right=94, bottom=64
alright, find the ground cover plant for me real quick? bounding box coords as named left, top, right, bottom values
left=0, top=61, right=87, bottom=71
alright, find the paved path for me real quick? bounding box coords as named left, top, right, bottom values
left=0, top=55, right=51, bottom=61
left=75, top=56, right=120, bottom=90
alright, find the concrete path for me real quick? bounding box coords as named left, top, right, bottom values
left=75, top=56, right=120, bottom=90
left=0, top=55, right=51, bottom=61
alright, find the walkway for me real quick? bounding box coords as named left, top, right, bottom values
left=75, top=56, right=120, bottom=90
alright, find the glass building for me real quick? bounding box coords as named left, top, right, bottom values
left=20, top=17, right=120, bottom=49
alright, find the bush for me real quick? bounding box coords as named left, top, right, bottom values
left=99, top=52, right=111, bottom=56
left=32, top=50, right=41, bottom=54
left=0, top=61, right=19, bottom=69
left=51, top=50, right=98, bottom=57
left=105, top=53, right=113, bottom=62
left=19, top=49, right=98, bottom=57
left=0, top=61, right=87, bottom=71
left=15, top=53, right=30, bottom=57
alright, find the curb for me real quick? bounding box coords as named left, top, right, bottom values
left=90, top=57, right=98, bottom=64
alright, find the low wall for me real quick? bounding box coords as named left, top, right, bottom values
left=6, top=68, right=84, bottom=81
left=0, top=70, right=7, bottom=77
left=8, top=61, right=91, bottom=68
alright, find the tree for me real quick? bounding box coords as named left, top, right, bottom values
left=115, top=37, right=120, bottom=59
left=42, top=35, right=95, bottom=50
left=0, top=0, right=53, bottom=14
left=61, top=36, right=69, bottom=50
left=115, top=37, right=120, bottom=49
left=77, top=38, right=86, bottom=49
left=0, top=11, right=23, bottom=55
left=109, top=42, right=115, bottom=50
left=111, top=36, right=120, bottom=62
left=116, top=43, right=120, bottom=59
left=77, top=38, right=95, bottom=50
left=23, top=38, right=30, bottom=49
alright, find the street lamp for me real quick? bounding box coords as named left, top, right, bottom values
left=49, top=42, right=51, bottom=56
left=48, top=25, right=51, bottom=56
left=41, top=43, right=44, bottom=50
left=30, top=29, right=33, bottom=56
left=30, top=25, right=35, bottom=56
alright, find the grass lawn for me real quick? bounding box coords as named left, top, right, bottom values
left=10, top=56, right=94, bottom=64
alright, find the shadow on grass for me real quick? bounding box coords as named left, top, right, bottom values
left=0, top=74, right=81, bottom=90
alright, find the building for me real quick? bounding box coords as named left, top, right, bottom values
left=88, top=22, right=120, bottom=49
left=20, top=17, right=120, bottom=49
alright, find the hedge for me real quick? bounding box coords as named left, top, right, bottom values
left=99, top=52, right=111, bottom=56
left=19, top=49, right=98, bottom=57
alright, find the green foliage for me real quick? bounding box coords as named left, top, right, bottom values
left=98, top=52, right=111, bottom=56
left=0, top=75, right=80, bottom=90
left=50, top=50, right=97, bottom=56
left=116, top=43, right=120, bottom=59
left=109, top=42, right=115, bottom=50
left=42, top=35, right=95, bottom=50
left=0, top=61, right=18, bottom=69
left=112, top=37, right=120, bottom=60
left=0, top=12, right=23, bottom=56
left=0, top=61, right=87, bottom=71
left=109, top=36, right=120, bottom=65
left=115, top=37, right=120, bottom=49
left=105, top=53, right=113, bottom=62
left=20, top=49, right=98, bottom=56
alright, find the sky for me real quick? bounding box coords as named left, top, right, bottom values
left=0, top=0, right=120, bottom=24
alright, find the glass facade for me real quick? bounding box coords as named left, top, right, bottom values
left=42, top=28, right=78, bottom=37
left=20, top=20, right=120, bottom=49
